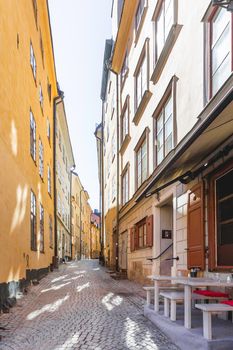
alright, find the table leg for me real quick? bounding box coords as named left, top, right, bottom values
left=184, top=285, right=192, bottom=329
left=154, top=280, right=159, bottom=312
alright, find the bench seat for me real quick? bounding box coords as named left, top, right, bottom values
left=195, top=303, right=233, bottom=340
left=143, top=285, right=183, bottom=306
left=159, top=291, right=184, bottom=321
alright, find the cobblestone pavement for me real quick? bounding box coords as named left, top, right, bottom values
left=0, top=260, right=179, bottom=350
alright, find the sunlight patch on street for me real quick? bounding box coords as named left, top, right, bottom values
left=101, top=292, right=123, bottom=311
left=77, top=282, right=90, bottom=292
left=41, top=281, right=71, bottom=293
left=27, top=295, right=69, bottom=320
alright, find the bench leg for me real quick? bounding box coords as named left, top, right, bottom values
left=203, top=311, right=212, bottom=340
left=164, top=298, right=169, bottom=317
left=146, top=291, right=151, bottom=306
left=171, top=300, right=176, bottom=321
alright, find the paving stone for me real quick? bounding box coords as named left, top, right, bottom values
left=0, top=260, right=179, bottom=350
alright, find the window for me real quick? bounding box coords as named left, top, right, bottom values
left=49, top=215, right=53, bottom=248
left=208, top=8, right=231, bottom=98
left=30, top=111, right=36, bottom=161
left=30, top=42, right=36, bottom=79
left=155, top=0, right=174, bottom=61
left=216, top=168, right=233, bottom=266
left=138, top=220, right=147, bottom=248
left=155, top=95, right=173, bottom=165
left=31, top=190, right=37, bottom=250
left=130, top=216, right=153, bottom=251
left=121, top=53, right=128, bottom=86
left=47, top=118, right=50, bottom=142
left=135, top=0, right=145, bottom=32
left=121, top=97, right=129, bottom=144
left=32, top=0, right=38, bottom=27
left=39, top=139, right=44, bottom=178
left=47, top=78, right=52, bottom=103
left=39, top=84, right=43, bottom=109
left=135, top=54, right=147, bottom=110
left=111, top=131, right=116, bottom=161
left=40, top=29, right=44, bottom=67
left=135, top=134, right=147, bottom=189
left=39, top=204, right=44, bottom=252
left=112, top=174, right=116, bottom=201
left=122, top=167, right=129, bottom=205
left=48, top=166, right=51, bottom=195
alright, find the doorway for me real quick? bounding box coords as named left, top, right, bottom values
left=159, top=199, right=173, bottom=275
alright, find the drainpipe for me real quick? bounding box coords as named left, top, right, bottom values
left=115, top=74, right=120, bottom=272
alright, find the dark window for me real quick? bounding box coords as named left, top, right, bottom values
left=216, top=169, right=233, bottom=249
left=32, top=0, right=38, bottom=27
left=40, top=29, right=44, bottom=67
left=49, top=215, right=53, bottom=248
left=39, top=138, right=44, bottom=178
left=31, top=191, right=37, bottom=250
left=48, top=166, right=51, bottom=195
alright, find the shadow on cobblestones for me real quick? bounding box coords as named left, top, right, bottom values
left=0, top=260, right=179, bottom=350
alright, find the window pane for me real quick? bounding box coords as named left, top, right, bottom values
left=142, top=155, right=147, bottom=182
left=212, top=23, right=230, bottom=75
left=164, top=96, right=172, bottom=121
left=218, top=197, right=233, bottom=222
left=165, top=115, right=172, bottom=138
left=218, top=222, right=233, bottom=245
left=156, top=6, right=164, bottom=58
left=157, top=113, right=163, bottom=133
left=212, top=53, right=230, bottom=96
left=165, top=0, right=173, bottom=39
left=141, top=57, right=147, bottom=95
left=157, top=148, right=163, bottom=164
left=157, top=130, right=163, bottom=150
left=165, top=133, right=173, bottom=155
left=212, top=8, right=230, bottom=47
left=216, top=169, right=233, bottom=200
left=136, top=72, right=142, bottom=107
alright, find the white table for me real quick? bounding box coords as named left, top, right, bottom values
left=175, top=278, right=233, bottom=329
left=151, top=275, right=187, bottom=312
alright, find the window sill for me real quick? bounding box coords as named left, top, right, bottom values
left=133, top=90, right=152, bottom=125
left=120, top=134, right=131, bottom=155
left=151, top=24, right=182, bottom=84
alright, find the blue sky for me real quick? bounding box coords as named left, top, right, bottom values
left=49, top=0, right=112, bottom=210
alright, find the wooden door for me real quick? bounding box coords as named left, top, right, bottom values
left=187, top=182, right=205, bottom=269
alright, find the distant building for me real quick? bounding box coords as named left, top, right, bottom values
left=91, top=212, right=101, bottom=259
left=55, top=98, right=75, bottom=262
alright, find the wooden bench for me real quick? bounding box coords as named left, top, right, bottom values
left=160, top=291, right=184, bottom=321
left=195, top=303, right=233, bottom=340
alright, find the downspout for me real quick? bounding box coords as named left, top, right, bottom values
left=116, top=73, right=120, bottom=272
left=53, top=96, right=63, bottom=268
left=101, top=106, right=105, bottom=263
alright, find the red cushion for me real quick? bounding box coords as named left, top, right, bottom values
left=193, top=290, right=229, bottom=298
left=221, top=300, right=233, bottom=306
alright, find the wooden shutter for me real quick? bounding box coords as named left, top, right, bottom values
left=146, top=215, right=153, bottom=247
left=130, top=227, right=135, bottom=252
left=187, top=182, right=205, bottom=269
left=134, top=225, right=139, bottom=250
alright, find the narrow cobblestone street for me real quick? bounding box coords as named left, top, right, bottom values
left=0, top=260, right=178, bottom=350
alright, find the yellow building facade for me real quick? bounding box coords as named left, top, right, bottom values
left=0, top=0, right=58, bottom=306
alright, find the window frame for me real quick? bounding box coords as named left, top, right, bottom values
left=120, top=95, right=130, bottom=145
left=30, top=110, right=36, bottom=162
left=209, top=163, right=233, bottom=271
left=153, top=76, right=177, bottom=168
left=205, top=6, right=233, bottom=101
left=38, top=138, right=44, bottom=179
left=48, top=165, right=51, bottom=196
left=39, top=203, right=44, bottom=253
left=30, top=42, right=37, bottom=81
left=134, top=128, right=149, bottom=190
left=121, top=163, right=130, bottom=206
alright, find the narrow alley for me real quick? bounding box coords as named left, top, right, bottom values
left=0, top=261, right=178, bottom=350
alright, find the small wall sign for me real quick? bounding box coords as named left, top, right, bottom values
left=162, top=230, right=172, bottom=239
